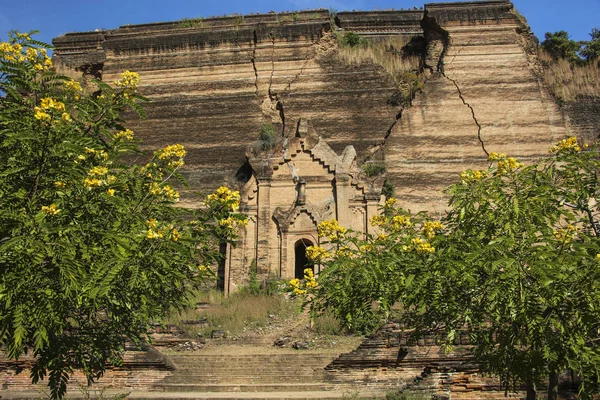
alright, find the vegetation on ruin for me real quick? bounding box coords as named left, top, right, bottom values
left=360, top=161, right=386, bottom=177
left=0, top=31, right=246, bottom=399
left=540, top=28, right=600, bottom=102
left=255, top=123, right=278, bottom=151
left=336, top=34, right=423, bottom=105
left=165, top=289, right=300, bottom=339
left=299, top=139, right=600, bottom=399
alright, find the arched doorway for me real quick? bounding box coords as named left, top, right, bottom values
left=294, top=239, right=314, bottom=279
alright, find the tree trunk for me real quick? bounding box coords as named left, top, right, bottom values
left=547, top=371, right=559, bottom=400
left=527, top=377, right=537, bottom=400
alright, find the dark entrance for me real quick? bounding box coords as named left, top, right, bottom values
left=294, top=239, right=314, bottom=279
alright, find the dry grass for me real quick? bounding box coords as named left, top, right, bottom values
left=164, top=289, right=301, bottom=338
left=540, top=51, right=600, bottom=102
left=337, top=36, right=421, bottom=78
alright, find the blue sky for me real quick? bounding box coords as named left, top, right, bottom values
left=0, top=0, right=598, bottom=46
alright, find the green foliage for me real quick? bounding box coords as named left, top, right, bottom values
left=309, top=141, right=600, bottom=398
left=179, top=17, right=204, bottom=28
left=361, top=161, right=386, bottom=177
left=255, top=123, right=278, bottom=151
left=233, top=16, right=244, bottom=26
left=382, top=179, right=395, bottom=199
left=341, top=32, right=366, bottom=48
left=239, top=261, right=261, bottom=295
left=581, top=28, right=600, bottom=62
left=0, top=31, right=245, bottom=398
left=541, top=30, right=582, bottom=64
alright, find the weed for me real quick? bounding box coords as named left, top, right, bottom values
left=541, top=54, right=600, bottom=102
left=383, top=389, right=433, bottom=399
left=313, top=308, right=345, bottom=335
left=382, top=179, right=395, bottom=199
left=164, top=289, right=300, bottom=338
left=255, top=123, right=278, bottom=151
left=179, top=17, right=203, bottom=28
left=361, top=161, right=386, bottom=177
left=233, top=16, right=244, bottom=26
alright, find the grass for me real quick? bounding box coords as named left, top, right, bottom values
left=335, top=35, right=423, bottom=104
left=540, top=51, right=600, bottom=103
left=336, top=36, right=421, bottom=80
left=312, top=308, right=346, bottom=335
left=164, top=289, right=301, bottom=338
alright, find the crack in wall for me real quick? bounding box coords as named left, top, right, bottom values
left=425, top=12, right=489, bottom=157
left=267, top=30, right=276, bottom=98
left=280, top=38, right=320, bottom=99
left=443, top=74, right=489, bottom=157
left=250, top=30, right=259, bottom=97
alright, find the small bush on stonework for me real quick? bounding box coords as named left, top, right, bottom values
left=342, top=31, right=364, bottom=48
left=239, top=261, right=261, bottom=295
left=361, top=161, right=386, bottom=177
left=256, top=123, right=278, bottom=151
left=382, top=179, right=395, bottom=199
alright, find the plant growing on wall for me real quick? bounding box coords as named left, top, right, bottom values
left=307, top=138, right=600, bottom=399
left=0, top=31, right=246, bottom=399
left=255, top=123, right=278, bottom=151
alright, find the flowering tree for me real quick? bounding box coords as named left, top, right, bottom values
left=0, top=31, right=245, bottom=398
left=302, top=139, right=600, bottom=399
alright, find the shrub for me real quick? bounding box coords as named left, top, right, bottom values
left=256, top=123, right=278, bottom=151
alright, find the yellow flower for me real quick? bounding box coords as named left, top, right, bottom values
left=391, top=215, right=413, bottom=231
left=318, top=219, right=347, bottom=241
left=553, top=225, right=578, bottom=243
left=154, top=144, right=185, bottom=161
left=460, top=169, right=487, bottom=184
left=34, top=107, right=51, bottom=122
left=219, top=217, right=235, bottom=228
left=293, top=288, right=307, bottom=295
left=114, top=70, right=140, bottom=89
left=88, top=166, right=109, bottom=176
left=33, top=63, right=43, bottom=71
left=61, top=112, right=71, bottom=122
left=549, top=137, right=581, bottom=153
left=54, top=181, right=66, bottom=188
left=39, top=97, right=65, bottom=112
left=41, top=204, right=61, bottom=215
left=497, top=157, right=523, bottom=175
left=149, top=182, right=162, bottom=195
left=171, top=228, right=181, bottom=242
left=289, top=278, right=301, bottom=288
left=305, top=246, right=331, bottom=262
left=25, top=47, right=38, bottom=60
left=384, top=197, right=397, bottom=208
left=488, top=152, right=507, bottom=162
left=107, top=188, right=115, bottom=196
left=410, top=238, right=435, bottom=254
left=83, top=177, right=102, bottom=188
left=12, top=43, right=22, bottom=53
left=0, top=42, right=12, bottom=52
left=65, top=79, right=82, bottom=92
left=115, top=128, right=134, bottom=141
left=422, top=221, right=443, bottom=239
left=163, top=185, right=180, bottom=201
left=145, top=229, right=164, bottom=240
left=147, top=218, right=158, bottom=228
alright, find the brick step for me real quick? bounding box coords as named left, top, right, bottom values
left=163, top=377, right=326, bottom=384
left=158, top=383, right=340, bottom=392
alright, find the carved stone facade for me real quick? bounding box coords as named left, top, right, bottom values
left=223, top=120, right=383, bottom=293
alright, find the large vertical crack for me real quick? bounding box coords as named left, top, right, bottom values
left=444, top=75, right=488, bottom=157
left=267, top=30, right=276, bottom=98
left=423, top=11, right=489, bottom=157
left=250, top=30, right=259, bottom=97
